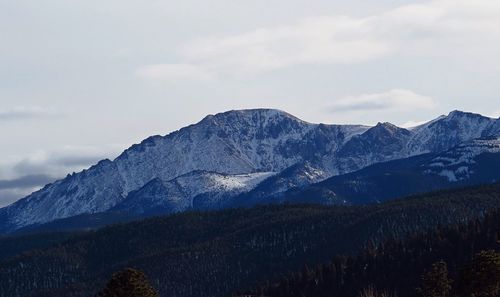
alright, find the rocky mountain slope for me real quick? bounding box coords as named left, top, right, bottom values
left=0, top=109, right=499, bottom=233
left=281, top=137, right=500, bottom=205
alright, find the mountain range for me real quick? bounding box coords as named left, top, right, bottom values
left=1, top=109, right=499, bottom=233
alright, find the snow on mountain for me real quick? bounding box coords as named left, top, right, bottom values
left=0, top=109, right=367, bottom=232
left=0, top=109, right=499, bottom=233
left=228, top=161, right=331, bottom=207
left=484, top=117, right=500, bottom=136
left=283, top=137, right=500, bottom=206
left=422, top=137, right=500, bottom=182
left=334, top=122, right=413, bottom=173
left=112, top=171, right=275, bottom=215
left=0, top=159, right=126, bottom=232
left=407, top=110, right=498, bottom=155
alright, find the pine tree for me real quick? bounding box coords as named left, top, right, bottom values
left=95, top=268, right=159, bottom=297
left=417, top=260, right=451, bottom=297
left=456, top=250, right=500, bottom=297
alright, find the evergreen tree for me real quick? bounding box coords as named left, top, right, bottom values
left=417, top=261, right=451, bottom=297
left=95, top=268, right=159, bottom=297
left=456, top=250, right=500, bottom=297
left=358, top=286, right=396, bottom=297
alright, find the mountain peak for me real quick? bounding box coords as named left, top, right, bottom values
left=375, top=122, right=399, bottom=129
left=369, top=122, right=409, bottom=135
left=446, top=110, right=489, bottom=120
left=448, top=109, right=464, bottom=116
left=202, top=108, right=307, bottom=124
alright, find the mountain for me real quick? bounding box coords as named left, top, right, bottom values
left=226, top=161, right=334, bottom=208
left=406, top=110, right=497, bottom=154
left=1, top=183, right=500, bottom=297
left=15, top=136, right=500, bottom=235
left=112, top=171, right=275, bottom=215
left=282, top=137, right=500, bottom=205
left=0, top=109, right=499, bottom=233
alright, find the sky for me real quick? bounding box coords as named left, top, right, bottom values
left=1, top=0, right=500, bottom=206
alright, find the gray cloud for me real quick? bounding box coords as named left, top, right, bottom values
left=0, top=174, right=56, bottom=190
left=4, top=145, right=123, bottom=180
left=329, top=89, right=437, bottom=113
left=0, top=149, right=117, bottom=206
left=0, top=145, right=123, bottom=206
left=0, top=188, right=38, bottom=207
left=143, top=0, right=500, bottom=77
left=330, top=101, right=392, bottom=112
left=12, top=155, right=106, bottom=176
left=52, top=155, right=108, bottom=167
left=0, top=106, right=62, bottom=121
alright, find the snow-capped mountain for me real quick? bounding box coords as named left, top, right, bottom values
left=112, top=171, right=274, bottom=215
left=407, top=110, right=498, bottom=154
left=227, top=161, right=331, bottom=208
left=334, top=122, right=413, bottom=173
left=0, top=109, right=499, bottom=233
left=284, top=136, right=500, bottom=205
left=422, top=137, right=500, bottom=182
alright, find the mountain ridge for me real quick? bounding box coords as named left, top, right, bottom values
left=1, top=109, right=499, bottom=233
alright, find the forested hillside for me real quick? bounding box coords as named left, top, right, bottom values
left=1, top=183, right=500, bottom=297
left=248, top=208, right=500, bottom=297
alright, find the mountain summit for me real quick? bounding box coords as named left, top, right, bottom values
left=1, top=109, right=499, bottom=233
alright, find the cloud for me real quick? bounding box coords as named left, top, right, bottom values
left=0, top=188, right=36, bottom=207
left=140, top=0, right=500, bottom=76
left=9, top=145, right=122, bottom=177
left=12, top=155, right=100, bottom=177
left=484, top=110, right=500, bottom=119
left=0, top=145, right=124, bottom=206
left=0, top=174, right=56, bottom=207
left=401, top=119, right=433, bottom=128
left=136, top=63, right=214, bottom=81
left=0, top=106, right=62, bottom=121
left=330, top=89, right=438, bottom=113
left=1, top=145, right=122, bottom=182
left=0, top=174, right=56, bottom=190
left=182, top=16, right=392, bottom=73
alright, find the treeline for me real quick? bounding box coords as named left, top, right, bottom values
left=245, top=208, right=500, bottom=297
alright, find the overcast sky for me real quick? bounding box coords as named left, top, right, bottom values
left=1, top=0, right=500, bottom=206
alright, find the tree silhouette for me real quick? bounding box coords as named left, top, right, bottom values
left=95, top=268, right=159, bottom=297
left=418, top=261, right=451, bottom=297
left=456, top=250, right=500, bottom=297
